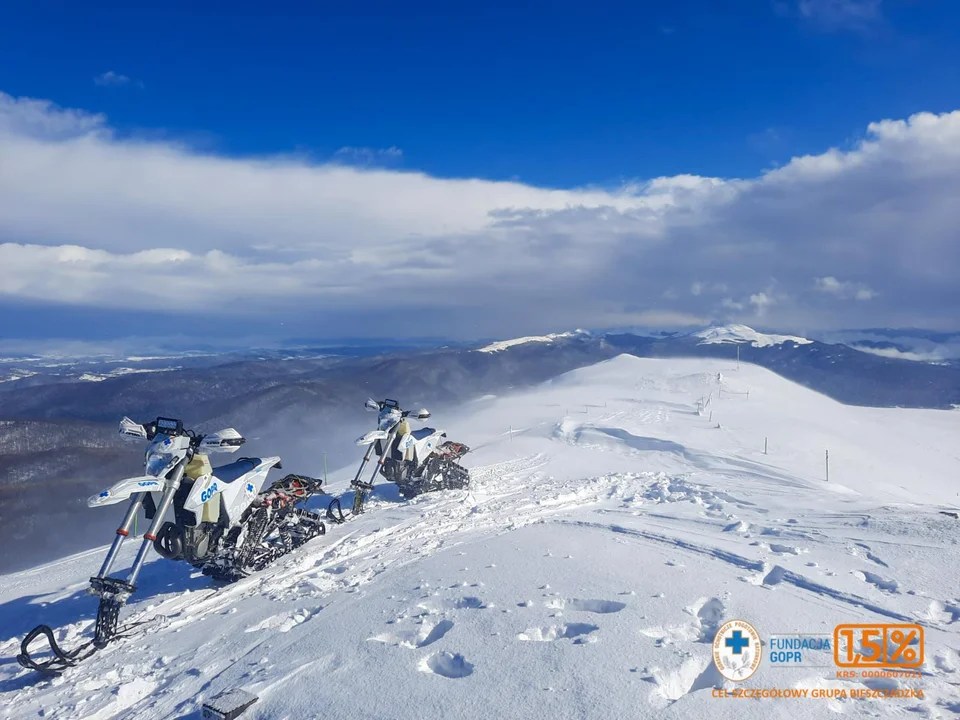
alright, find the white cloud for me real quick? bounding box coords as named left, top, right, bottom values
left=94, top=71, right=131, bottom=87
left=0, top=90, right=957, bottom=338
left=749, top=292, right=775, bottom=313
left=0, top=93, right=107, bottom=139
left=851, top=345, right=944, bottom=362
left=814, top=276, right=877, bottom=300
left=691, top=281, right=727, bottom=297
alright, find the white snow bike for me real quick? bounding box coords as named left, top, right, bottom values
left=351, top=399, right=470, bottom=513
left=17, top=416, right=341, bottom=674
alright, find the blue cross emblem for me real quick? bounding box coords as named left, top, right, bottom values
left=725, top=630, right=749, bottom=655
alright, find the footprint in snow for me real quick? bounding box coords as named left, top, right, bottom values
left=767, top=543, right=802, bottom=555
left=567, top=598, right=626, bottom=614
left=762, top=565, right=787, bottom=587
left=544, top=598, right=626, bottom=614
left=933, top=648, right=959, bottom=673
left=689, top=597, right=724, bottom=642
left=418, top=651, right=474, bottom=678
left=921, top=599, right=960, bottom=625
left=639, top=597, right=724, bottom=646
left=517, top=623, right=599, bottom=643
left=371, top=618, right=455, bottom=649
left=646, top=656, right=724, bottom=706
left=453, top=596, right=486, bottom=609
left=852, top=570, right=899, bottom=594
left=245, top=607, right=320, bottom=633
left=850, top=542, right=889, bottom=568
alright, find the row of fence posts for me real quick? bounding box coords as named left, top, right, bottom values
left=729, top=347, right=833, bottom=481
left=761, top=436, right=829, bottom=481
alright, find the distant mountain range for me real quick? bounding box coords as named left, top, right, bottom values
left=810, top=328, right=960, bottom=362
left=0, top=323, right=957, bottom=572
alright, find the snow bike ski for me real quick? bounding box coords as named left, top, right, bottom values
left=17, top=416, right=341, bottom=674
left=351, top=399, right=470, bottom=514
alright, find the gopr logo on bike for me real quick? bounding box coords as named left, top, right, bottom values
left=200, top=482, right=219, bottom=503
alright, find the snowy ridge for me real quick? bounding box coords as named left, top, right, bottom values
left=1, top=355, right=958, bottom=718
left=76, top=367, right=183, bottom=382
left=477, top=330, right=588, bottom=353
left=0, top=369, right=38, bottom=383
left=693, top=324, right=813, bottom=347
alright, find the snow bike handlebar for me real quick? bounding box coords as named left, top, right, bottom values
left=365, top=399, right=431, bottom=421
left=135, top=417, right=205, bottom=446
left=125, top=417, right=246, bottom=457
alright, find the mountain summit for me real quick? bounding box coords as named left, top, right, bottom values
left=691, top=324, right=813, bottom=348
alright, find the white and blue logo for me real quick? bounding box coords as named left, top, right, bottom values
left=200, top=482, right=219, bottom=503
left=713, top=620, right=763, bottom=682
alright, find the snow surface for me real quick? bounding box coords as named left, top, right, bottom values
left=1, top=356, right=959, bottom=719
left=477, top=330, right=587, bottom=353
left=693, top=324, right=814, bottom=347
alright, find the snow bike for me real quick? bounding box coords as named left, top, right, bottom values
left=351, top=399, right=470, bottom=514
left=17, top=416, right=343, bottom=674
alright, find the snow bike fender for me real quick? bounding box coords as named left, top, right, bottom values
left=88, top=476, right=164, bottom=507
left=356, top=430, right=389, bottom=446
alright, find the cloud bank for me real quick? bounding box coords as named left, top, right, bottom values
left=0, top=90, right=957, bottom=339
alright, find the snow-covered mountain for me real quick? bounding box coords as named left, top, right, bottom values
left=691, top=324, right=813, bottom=348
left=477, top=330, right=590, bottom=353
left=2, top=356, right=958, bottom=719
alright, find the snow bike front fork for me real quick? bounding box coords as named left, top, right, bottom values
left=17, top=464, right=186, bottom=674
left=351, top=426, right=399, bottom=514
left=92, top=461, right=185, bottom=595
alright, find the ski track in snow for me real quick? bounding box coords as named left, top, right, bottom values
left=1, top=355, right=959, bottom=719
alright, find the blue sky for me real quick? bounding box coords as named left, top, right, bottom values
left=0, top=0, right=959, bottom=348
left=2, top=0, right=957, bottom=186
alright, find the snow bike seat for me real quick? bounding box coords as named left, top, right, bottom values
left=411, top=427, right=436, bottom=440
left=212, top=457, right=261, bottom=484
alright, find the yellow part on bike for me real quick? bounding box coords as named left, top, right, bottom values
left=185, top=453, right=212, bottom=480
